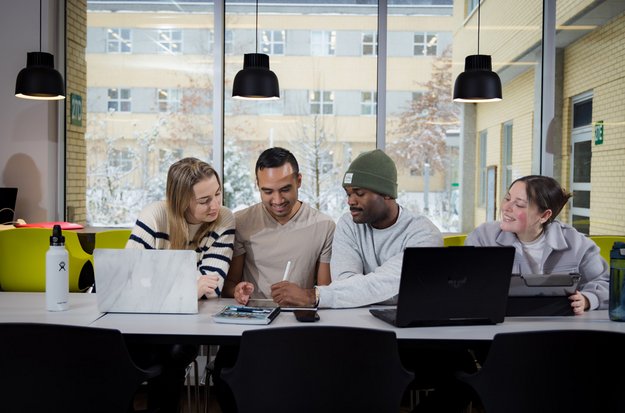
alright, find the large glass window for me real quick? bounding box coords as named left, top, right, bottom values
left=478, top=130, right=487, bottom=207
left=80, top=0, right=625, bottom=236
left=501, top=122, right=513, bottom=195
left=570, top=96, right=593, bottom=234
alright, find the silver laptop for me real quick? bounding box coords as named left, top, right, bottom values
left=94, top=248, right=198, bottom=314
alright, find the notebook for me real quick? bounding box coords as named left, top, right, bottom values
left=370, top=246, right=515, bottom=327
left=93, top=248, right=198, bottom=314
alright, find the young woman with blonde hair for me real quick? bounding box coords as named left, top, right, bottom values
left=126, top=157, right=234, bottom=412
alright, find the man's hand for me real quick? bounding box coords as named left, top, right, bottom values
left=270, top=281, right=315, bottom=307
left=234, top=281, right=254, bottom=305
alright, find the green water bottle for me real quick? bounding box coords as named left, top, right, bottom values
left=609, top=241, right=625, bottom=321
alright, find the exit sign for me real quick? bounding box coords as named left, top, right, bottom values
left=594, top=120, right=604, bottom=145
left=70, top=93, right=83, bottom=126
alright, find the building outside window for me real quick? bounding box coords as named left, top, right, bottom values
left=311, top=30, right=336, bottom=56
left=310, top=91, right=334, bottom=115
left=361, top=91, right=376, bottom=115
left=157, top=29, right=182, bottom=54
left=413, top=32, right=437, bottom=56
left=224, top=29, right=233, bottom=55
left=157, top=88, right=181, bottom=113
left=362, top=31, right=377, bottom=56
left=110, top=148, right=134, bottom=173
left=107, top=88, right=131, bottom=113
left=261, top=30, right=285, bottom=55
left=107, top=28, right=131, bottom=53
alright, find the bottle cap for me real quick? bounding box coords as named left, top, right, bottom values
left=50, top=224, right=65, bottom=246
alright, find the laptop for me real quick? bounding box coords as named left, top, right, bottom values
left=0, top=187, right=18, bottom=225
left=370, top=246, right=515, bottom=327
left=93, top=248, right=198, bottom=314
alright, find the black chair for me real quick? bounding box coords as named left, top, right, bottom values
left=457, top=330, right=625, bottom=413
left=221, top=326, right=414, bottom=413
left=0, top=323, right=161, bottom=412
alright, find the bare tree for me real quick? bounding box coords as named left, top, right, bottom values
left=291, top=115, right=345, bottom=217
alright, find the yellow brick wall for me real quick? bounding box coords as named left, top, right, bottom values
left=473, top=68, right=535, bottom=225
left=562, top=11, right=625, bottom=234
left=65, top=0, right=87, bottom=224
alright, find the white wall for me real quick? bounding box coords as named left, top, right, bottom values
left=0, top=0, right=63, bottom=222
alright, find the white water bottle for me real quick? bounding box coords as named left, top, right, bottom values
left=46, top=224, right=69, bottom=311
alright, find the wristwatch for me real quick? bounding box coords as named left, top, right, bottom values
left=313, top=286, right=320, bottom=307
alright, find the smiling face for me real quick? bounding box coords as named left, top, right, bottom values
left=185, top=175, right=222, bottom=225
left=500, top=181, right=552, bottom=242
left=257, top=163, right=302, bottom=224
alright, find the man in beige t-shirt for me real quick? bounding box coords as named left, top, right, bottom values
left=222, top=147, right=335, bottom=303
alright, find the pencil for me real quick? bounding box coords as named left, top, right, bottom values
left=282, top=260, right=292, bottom=282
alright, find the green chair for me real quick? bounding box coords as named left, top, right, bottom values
left=588, top=235, right=625, bottom=263
left=0, top=227, right=93, bottom=292
left=443, top=234, right=467, bottom=247
left=94, top=228, right=132, bottom=249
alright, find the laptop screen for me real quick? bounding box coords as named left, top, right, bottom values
left=395, top=246, right=515, bottom=327
left=93, top=248, right=199, bottom=314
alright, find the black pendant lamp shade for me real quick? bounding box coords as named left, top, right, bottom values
left=15, top=51, right=65, bottom=100
left=232, top=53, right=280, bottom=100
left=232, top=0, right=280, bottom=100
left=453, top=54, right=502, bottom=102
left=453, top=0, right=501, bottom=103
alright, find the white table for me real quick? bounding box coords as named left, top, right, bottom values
left=88, top=297, right=625, bottom=344
left=3, top=293, right=625, bottom=343
left=0, top=292, right=103, bottom=325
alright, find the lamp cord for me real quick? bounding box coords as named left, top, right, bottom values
left=39, top=0, right=42, bottom=52
left=477, top=0, right=481, bottom=55
left=255, top=0, right=259, bottom=53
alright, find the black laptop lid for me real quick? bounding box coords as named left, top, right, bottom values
left=395, top=246, right=515, bottom=327
left=0, top=187, right=18, bottom=225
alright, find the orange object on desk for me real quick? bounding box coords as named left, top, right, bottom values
left=14, top=221, right=84, bottom=230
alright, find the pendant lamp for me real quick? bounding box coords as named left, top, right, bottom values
left=453, top=0, right=501, bottom=103
left=232, top=0, right=280, bottom=100
left=15, top=0, right=65, bottom=101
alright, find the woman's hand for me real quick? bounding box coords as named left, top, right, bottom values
left=234, top=281, right=254, bottom=305
left=569, top=290, right=589, bottom=315
left=197, top=274, right=221, bottom=299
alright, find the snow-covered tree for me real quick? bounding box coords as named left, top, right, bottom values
left=387, top=47, right=460, bottom=175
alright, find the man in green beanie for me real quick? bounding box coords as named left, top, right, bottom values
left=271, top=148, right=442, bottom=308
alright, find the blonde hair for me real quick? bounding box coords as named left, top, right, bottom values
left=166, top=157, right=221, bottom=250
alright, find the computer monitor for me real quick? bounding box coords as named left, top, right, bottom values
left=0, top=187, right=18, bottom=225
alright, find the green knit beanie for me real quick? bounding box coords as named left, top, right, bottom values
left=342, top=149, right=397, bottom=198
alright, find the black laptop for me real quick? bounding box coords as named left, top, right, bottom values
left=0, top=187, right=18, bottom=225
left=370, top=246, right=515, bottom=327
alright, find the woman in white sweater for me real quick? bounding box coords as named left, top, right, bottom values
left=126, top=157, right=235, bottom=412
left=466, top=175, right=608, bottom=314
